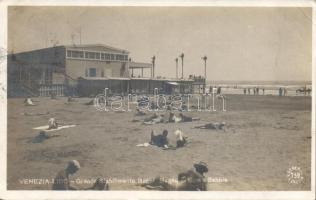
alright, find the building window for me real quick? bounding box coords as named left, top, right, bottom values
left=105, top=53, right=110, bottom=60
left=78, top=51, right=84, bottom=58
left=86, top=52, right=96, bottom=59
left=116, top=54, right=125, bottom=61
left=67, top=50, right=84, bottom=58
left=89, top=68, right=97, bottom=77
left=67, top=50, right=72, bottom=57
left=67, top=50, right=129, bottom=62
left=96, top=53, right=100, bottom=59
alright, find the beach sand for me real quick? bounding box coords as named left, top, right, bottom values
left=7, top=95, right=311, bottom=190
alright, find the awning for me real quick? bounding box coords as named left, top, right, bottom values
left=167, top=82, right=179, bottom=86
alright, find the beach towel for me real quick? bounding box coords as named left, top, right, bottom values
left=136, top=142, right=151, bottom=147
left=33, top=125, right=76, bottom=132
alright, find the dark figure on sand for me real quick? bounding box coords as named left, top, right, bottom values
left=179, top=113, right=200, bottom=122
left=150, top=130, right=169, bottom=148
left=256, top=87, right=259, bottom=95
left=31, top=130, right=59, bottom=143
left=52, top=160, right=81, bottom=190
left=142, top=162, right=208, bottom=191
left=195, top=122, right=226, bottom=130
left=279, top=88, right=283, bottom=96
left=217, top=87, right=221, bottom=95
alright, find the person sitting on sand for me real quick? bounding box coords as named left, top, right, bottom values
left=174, top=130, right=188, bottom=148
left=177, top=162, right=208, bottom=191
left=168, top=112, right=182, bottom=123
left=150, top=130, right=169, bottom=148
left=195, top=122, right=226, bottom=130
left=179, top=113, right=200, bottom=122
left=142, top=162, right=208, bottom=191
left=48, top=118, right=58, bottom=130
left=24, top=98, right=35, bottom=106
left=52, top=160, right=80, bottom=190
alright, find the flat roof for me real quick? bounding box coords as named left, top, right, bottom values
left=65, top=44, right=129, bottom=53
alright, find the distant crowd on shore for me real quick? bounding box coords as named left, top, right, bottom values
left=243, top=87, right=265, bottom=95
left=242, top=87, right=288, bottom=96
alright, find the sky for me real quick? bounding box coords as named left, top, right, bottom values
left=8, top=6, right=312, bottom=82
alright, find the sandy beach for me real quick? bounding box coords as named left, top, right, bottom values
left=7, top=94, right=311, bottom=190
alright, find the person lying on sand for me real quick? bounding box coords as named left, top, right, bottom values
left=142, top=162, right=208, bottom=191
left=179, top=113, right=200, bottom=122
left=24, top=98, right=35, bottom=106
left=143, top=113, right=164, bottom=125
left=52, top=160, right=80, bottom=190
left=194, top=122, right=226, bottom=130
left=168, top=112, right=198, bottom=123
left=31, top=130, right=60, bottom=143
left=150, top=130, right=169, bottom=148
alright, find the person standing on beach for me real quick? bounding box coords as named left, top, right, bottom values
left=262, top=88, right=265, bottom=95
left=243, top=88, right=246, bottom=95
left=217, top=87, right=221, bottom=95
left=248, top=88, right=251, bottom=95
left=256, top=87, right=259, bottom=95
left=279, top=88, right=283, bottom=96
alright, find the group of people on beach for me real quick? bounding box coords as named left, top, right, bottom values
left=141, top=111, right=200, bottom=125
left=278, top=87, right=288, bottom=96
left=23, top=94, right=221, bottom=191
left=243, top=87, right=265, bottom=95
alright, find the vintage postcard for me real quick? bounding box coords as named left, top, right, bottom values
left=0, top=1, right=314, bottom=200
